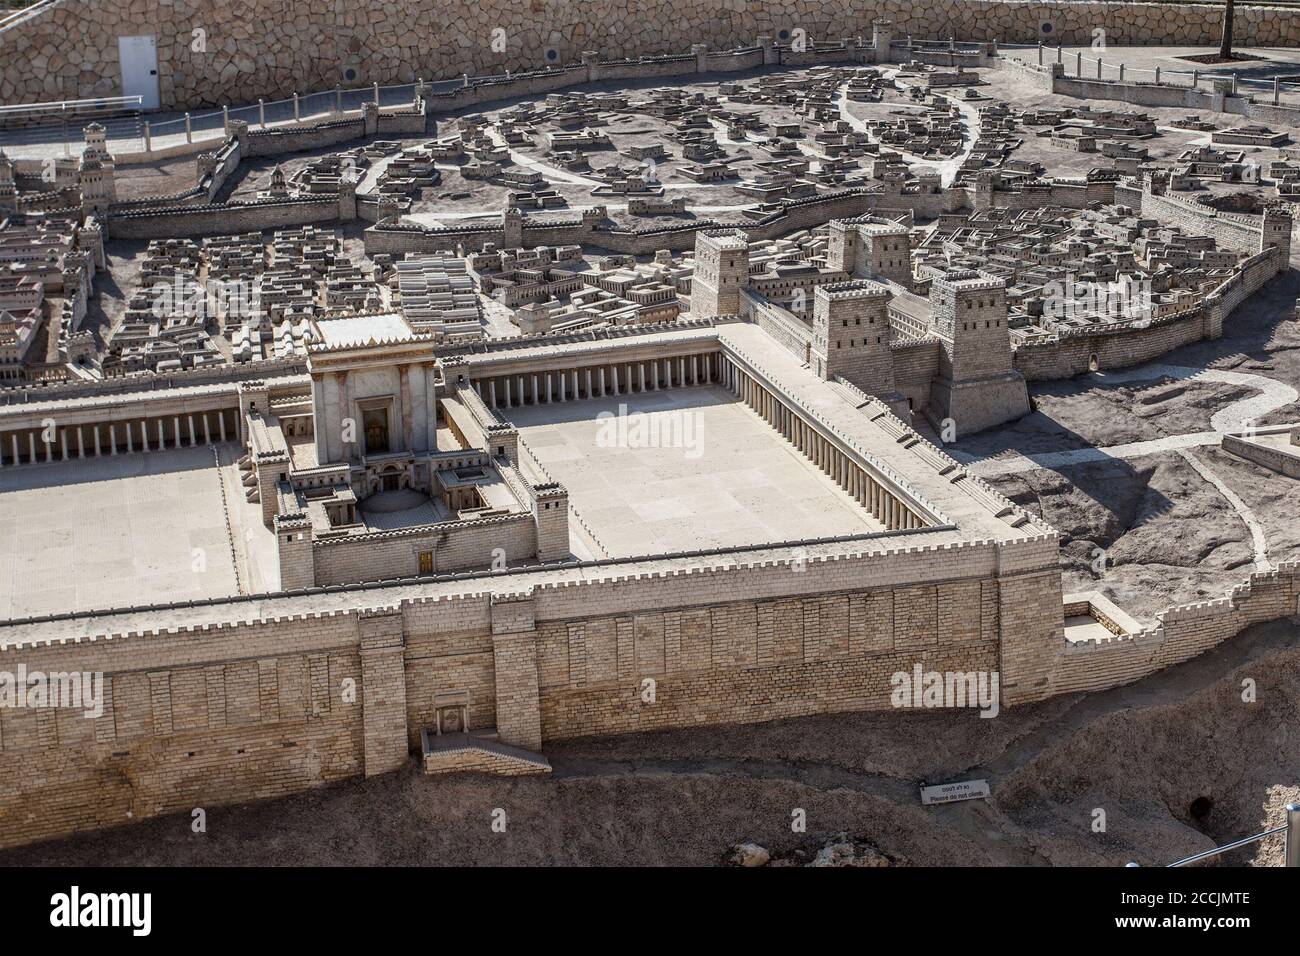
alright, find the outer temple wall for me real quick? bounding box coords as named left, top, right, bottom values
left=0, top=534, right=1056, bottom=849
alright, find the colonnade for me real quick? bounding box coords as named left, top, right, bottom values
left=0, top=407, right=240, bottom=467
left=722, top=358, right=923, bottom=532
left=474, top=351, right=721, bottom=411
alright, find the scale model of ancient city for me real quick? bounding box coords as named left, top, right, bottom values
left=1, top=2, right=1300, bottom=866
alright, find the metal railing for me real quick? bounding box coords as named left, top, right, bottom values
left=1020, top=43, right=1300, bottom=108
left=1129, top=802, right=1300, bottom=867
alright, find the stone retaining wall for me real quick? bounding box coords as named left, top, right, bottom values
left=5, top=0, right=1300, bottom=110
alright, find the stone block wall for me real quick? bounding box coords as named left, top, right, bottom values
left=0, top=612, right=367, bottom=849
left=309, top=511, right=538, bottom=585
left=532, top=579, right=1004, bottom=740
left=107, top=196, right=347, bottom=240
left=1052, top=563, right=1300, bottom=696
left=7, top=0, right=1300, bottom=110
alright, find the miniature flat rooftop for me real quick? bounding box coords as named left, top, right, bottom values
left=314, top=312, right=417, bottom=349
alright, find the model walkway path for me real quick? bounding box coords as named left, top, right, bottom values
left=955, top=363, right=1298, bottom=478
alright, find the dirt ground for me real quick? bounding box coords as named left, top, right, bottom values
left=8, top=616, right=1297, bottom=867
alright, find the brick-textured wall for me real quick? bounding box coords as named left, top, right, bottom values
left=532, top=578, right=1004, bottom=740
left=1053, top=563, right=1300, bottom=696
left=0, top=614, right=365, bottom=849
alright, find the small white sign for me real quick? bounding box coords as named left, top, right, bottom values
left=920, top=779, right=990, bottom=806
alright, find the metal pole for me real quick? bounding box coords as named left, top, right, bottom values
left=259, top=98, right=266, bottom=128
left=293, top=92, right=300, bottom=122
left=184, top=112, right=192, bottom=143
left=1286, top=803, right=1300, bottom=867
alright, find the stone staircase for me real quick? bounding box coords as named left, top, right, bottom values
left=420, top=729, right=551, bottom=777
left=237, top=452, right=258, bottom=503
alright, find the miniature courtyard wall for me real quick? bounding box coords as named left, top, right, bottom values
left=0, top=525, right=1062, bottom=849
left=8, top=0, right=1300, bottom=109
left=1051, top=563, right=1300, bottom=696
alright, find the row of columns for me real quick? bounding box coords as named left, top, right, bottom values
left=0, top=408, right=236, bottom=467
left=722, top=358, right=922, bottom=532
left=475, top=352, right=720, bottom=411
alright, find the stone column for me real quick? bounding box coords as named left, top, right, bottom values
left=188, top=415, right=197, bottom=446
left=489, top=378, right=498, bottom=408
left=337, top=371, right=351, bottom=458
left=399, top=365, right=414, bottom=452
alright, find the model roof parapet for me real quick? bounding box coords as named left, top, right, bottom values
left=815, top=278, right=892, bottom=302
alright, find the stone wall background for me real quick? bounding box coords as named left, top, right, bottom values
left=3, top=0, right=1299, bottom=109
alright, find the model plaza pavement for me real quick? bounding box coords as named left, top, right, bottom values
left=508, top=384, right=882, bottom=557
left=0, top=444, right=243, bottom=619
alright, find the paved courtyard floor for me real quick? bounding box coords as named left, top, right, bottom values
left=508, top=386, right=881, bottom=558
left=0, top=444, right=243, bottom=619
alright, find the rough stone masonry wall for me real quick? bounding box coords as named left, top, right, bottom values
left=532, top=579, right=1004, bottom=740
left=0, top=531, right=1058, bottom=848
left=6, top=0, right=1300, bottom=110
left=0, top=613, right=366, bottom=850
left=1052, top=563, right=1300, bottom=696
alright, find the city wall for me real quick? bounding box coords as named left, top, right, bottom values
left=1052, top=563, right=1300, bottom=695
left=6, top=0, right=1300, bottom=110
left=0, top=532, right=1059, bottom=849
